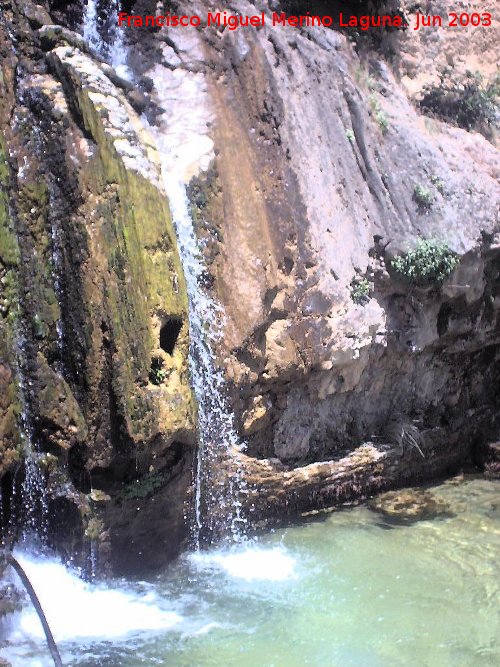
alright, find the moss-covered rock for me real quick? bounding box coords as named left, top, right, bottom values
left=0, top=7, right=196, bottom=574
left=0, top=134, right=22, bottom=477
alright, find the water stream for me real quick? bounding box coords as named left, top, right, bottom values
left=1, top=477, right=499, bottom=666
left=80, top=2, right=247, bottom=545
left=82, top=0, right=129, bottom=79
left=143, top=40, right=248, bottom=544
left=159, top=179, right=246, bottom=546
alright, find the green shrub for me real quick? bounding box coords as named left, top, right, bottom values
left=345, top=128, right=355, bottom=143
left=149, top=357, right=166, bottom=385
left=391, top=239, right=458, bottom=286
left=351, top=277, right=371, bottom=304
left=413, top=184, right=433, bottom=209
left=430, top=174, right=445, bottom=194
left=375, top=110, right=389, bottom=134
left=122, top=471, right=167, bottom=499
left=369, top=95, right=389, bottom=135
left=419, top=70, right=499, bottom=135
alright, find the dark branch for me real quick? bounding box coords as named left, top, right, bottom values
left=3, top=553, right=63, bottom=667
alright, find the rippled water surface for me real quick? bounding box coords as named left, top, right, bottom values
left=2, top=477, right=499, bottom=666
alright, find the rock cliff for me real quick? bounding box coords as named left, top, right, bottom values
left=0, top=0, right=196, bottom=573
left=0, top=0, right=498, bottom=572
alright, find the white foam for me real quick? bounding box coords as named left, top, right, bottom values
left=9, top=552, right=181, bottom=642
left=192, top=547, right=296, bottom=582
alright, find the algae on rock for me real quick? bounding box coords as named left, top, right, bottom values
left=0, top=10, right=196, bottom=574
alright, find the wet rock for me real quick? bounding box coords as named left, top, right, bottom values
left=0, top=582, right=26, bottom=617
left=36, top=353, right=88, bottom=451
left=0, top=4, right=195, bottom=575
left=126, top=88, right=148, bottom=115
left=20, top=1, right=52, bottom=29
left=368, top=488, right=450, bottom=522
left=89, top=489, right=111, bottom=503
left=38, top=25, right=90, bottom=53
left=241, top=394, right=272, bottom=436
left=482, top=442, right=500, bottom=480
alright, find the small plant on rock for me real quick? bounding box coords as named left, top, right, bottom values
left=391, top=238, right=459, bottom=286
left=350, top=277, right=371, bottom=304
left=149, top=357, right=166, bottom=385
left=376, top=110, right=389, bottom=134
left=122, top=471, right=167, bottom=500
left=369, top=95, right=389, bottom=135
left=430, top=174, right=445, bottom=194
left=413, top=184, right=433, bottom=209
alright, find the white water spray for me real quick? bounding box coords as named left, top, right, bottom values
left=191, top=547, right=296, bottom=582
left=82, top=0, right=100, bottom=52
left=83, top=0, right=131, bottom=80
left=6, top=552, right=181, bottom=644
left=12, top=332, right=49, bottom=544
left=162, top=180, right=247, bottom=546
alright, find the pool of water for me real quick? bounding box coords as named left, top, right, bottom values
left=1, top=476, right=499, bottom=666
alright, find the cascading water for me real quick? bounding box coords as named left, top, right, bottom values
left=12, top=333, right=48, bottom=546
left=161, top=180, right=247, bottom=547
left=81, top=8, right=247, bottom=546
left=82, top=0, right=101, bottom=53
left=147, top=59, right=248, bottom=546
left=83, top=0, right=130, bottom=79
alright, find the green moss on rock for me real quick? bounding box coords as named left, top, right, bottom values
left=0, top=133, right=22, bottom=475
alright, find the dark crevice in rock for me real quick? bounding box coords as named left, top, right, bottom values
left=46, top=495, right=84, bottom=562
left=68, top=443, right=91, bottom=494
left=159, top=318, right=182, bottom=355
left=0, top=471, right=14, bottom=537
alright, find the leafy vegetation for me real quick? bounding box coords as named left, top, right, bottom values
left=350, top=277, right=371, bottom=304
left=391, top=239, right=459, bottom=286
left=419, top=70, right=499, bottom=136
left=413, top=184, right=433, bottom=209
left=122, top=471, right=167, bottom=500
left=149, top=357, right=166, bottom=385
left=369, top=95, right=389, bottom=135
left=375, top=110, right=389, bottom=134
left=345, top=128, right=355, bottom=143
left=429, top=174, right=445, bottom=194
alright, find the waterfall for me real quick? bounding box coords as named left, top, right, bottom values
left=83, top=0, right=130, bottom=80
left=162, top=180, right=247, bottom=547
left=144, top=47, right=249, bottom=545
left=76, top=15, right=247, bottom=545
left=82, top=0, right=100, bottom=52
left=12, top=333, right=49, bottom=545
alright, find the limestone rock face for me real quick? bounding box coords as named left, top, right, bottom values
left=195, top=0, right=500, bottom=470
left=0, top=1, right=196, bottom=573
left=141, top=0, right=497, bottom=528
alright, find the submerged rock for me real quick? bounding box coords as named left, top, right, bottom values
left=368, top=488, right=450, bottom=522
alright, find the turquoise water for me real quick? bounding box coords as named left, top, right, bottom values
left=2, top=477, right=499, bottom=666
